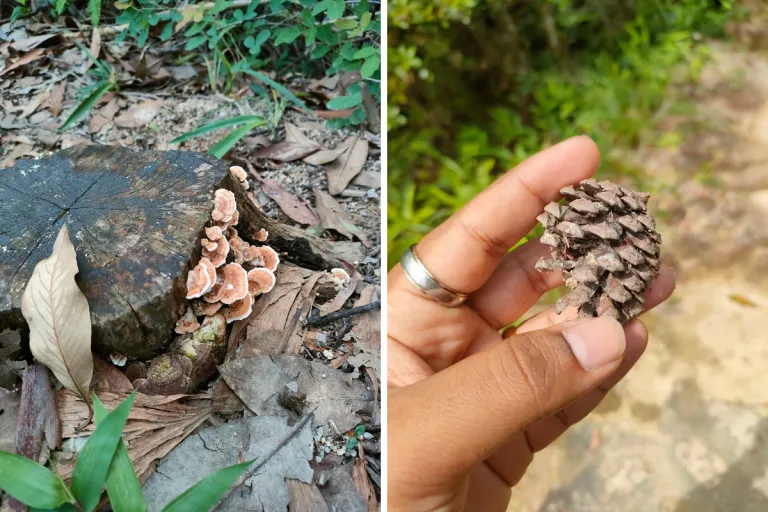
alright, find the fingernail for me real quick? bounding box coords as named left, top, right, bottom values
left=562, top=317, right=626, bottom=370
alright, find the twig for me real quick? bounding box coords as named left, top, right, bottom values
left=305, top=300, right=381, bottom=327
left=211, top=413, right=313, bottom=511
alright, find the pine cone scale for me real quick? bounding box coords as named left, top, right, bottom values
left=535, top=179, right=662, bottom=325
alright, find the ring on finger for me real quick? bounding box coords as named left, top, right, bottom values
left=400, top=244, right=468, bottom=307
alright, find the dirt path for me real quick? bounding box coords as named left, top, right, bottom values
left=509, top=42, right=768, bottom=511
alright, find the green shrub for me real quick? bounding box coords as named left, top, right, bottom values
left=387, top=0, right=738, bottom=267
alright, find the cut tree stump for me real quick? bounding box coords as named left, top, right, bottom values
left=0, top=146, right=361, bottom=360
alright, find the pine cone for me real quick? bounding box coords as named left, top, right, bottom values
left=535, top=178, right=662, bottom=325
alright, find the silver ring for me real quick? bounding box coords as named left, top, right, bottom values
left=400, top=244, right=468, bottom=307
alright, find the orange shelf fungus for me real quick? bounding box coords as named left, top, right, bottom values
left=247, top=268, right=276, bottom=296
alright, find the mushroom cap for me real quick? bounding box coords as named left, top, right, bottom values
left=191, top=299, right=222, bottom=316
left=230, top=166, right=249, bottom=189
left=205, top=226, right=224, bottom=241
left=199, top=257, right=216, bottom=285
left=203, top=236, right=230, bottom=267
left=201, top=239, right=218, bottom=251
left=253, top=228, right=268, bottom=242
left=223, top=293, right=253, bottom=323
left=212, top=189, right=237, bottom=223
left=248, top=268, right=276, bottom=295
left=229, top=232, right=247, bottom=251
left=175, top=307, right=200, bottom=334
left=330, top=268, right=351, bottom=285
left=204, top=263, right=249, bottom=305
left=186, top=260, right=214, bottom=298
left=241, top=245, right=261, bottom=263
left=256, top=246, right=280, bottom=272
left=230, top=165, right=247, bottom=182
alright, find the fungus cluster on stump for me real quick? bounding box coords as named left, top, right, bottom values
left=535, top=178, right=661, bottom=325
left=134, top=167, right=279, bottom=395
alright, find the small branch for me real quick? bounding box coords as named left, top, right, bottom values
left=305, top=300, right=381, bottom=327
left=211, top=413, right=314, bottom=511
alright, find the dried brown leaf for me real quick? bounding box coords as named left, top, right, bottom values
left=89, top=98, right=119, bottom=133
left=85, top=28, right=101, bottom=72
left=0, top=48, right=46, bottom=77
left=287, top=480, right=329, bottom=512
left=351, top=170, right=381, bottom=189
left=9, top=34, right=60, bottom=53
left=92, top=356, right=133, bottom=392
left=304, top=136, right=354, bottom=166
left=0, top=387, right=19, bottom=453
left=313, top=108, right=356, bottom=120
left=18, top=89, right=49, bottom=119
left=47, top=81, right=66, bottom=116
left=350, top=285, right=380, bottom=355
left=55, top=390, right=213, bottom=482
left=21, top=225, right=93, bottom=417
left=326, top=136, right=368, bottom=195
left=315, top=190, right=370, bottom=247
left=352, top=456, right=377, bottom=512
left=114, top=98, right=163, bottom=128
left=254, top=141, right=320, bottom=162
left=259, top=177, right=319, bottom=225
left=284, top=121, right=321, bottom=148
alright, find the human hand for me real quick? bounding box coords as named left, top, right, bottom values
left=387, top=136, right=676, bottom=511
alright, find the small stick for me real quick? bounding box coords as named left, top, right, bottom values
left=211, top=413, right=313, bottom=510
left=305, top=301, right=381, bottom=327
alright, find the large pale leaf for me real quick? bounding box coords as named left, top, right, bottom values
left=21, top=224, right=93, bottom=411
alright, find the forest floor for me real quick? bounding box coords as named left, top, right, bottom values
left=509, top=25, right=768, bottom=512
left=0, top=13, right=381, bottom=512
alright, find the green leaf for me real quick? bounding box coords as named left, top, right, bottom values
left=255, top=30, right=270, bottom=46
left=185, top=36, right=207, bottom=50
left=327, top=0, right=344, bottom=20
left=327, top=93, right=362, bottom=110
left=0, top=452, right=74, bottom=509
left=241, top=68, right=311, bottom=113
left=55, top=0, right=67, bottom=15
left=269, top=0, right=284, bottom=14
left=311, top=0, right=330, bottom=16
left=334, top=18, right=357, bottom=30
left=160, top=460, right=252, bottom=512
left=89, top=0, right=101, bottom=26
left=170, top=115, right=265, bottom=144
left=160, top=22, right=173, bottom=41
left=300, top=9, right=315, bottom=27
left=58, top=80, right=112, bottom=132
left=94, top=397, right=146, bottom=512
left=208, top=120, right=266, bottom=159
left=71, top=392, right=136, bottom=512
left=354, top=425, right=366, bottom=436
left=352, top=46, right=376, bottom=60
left=274, top=27, right=301, bottom=46
left=360, top=57, right=380, bottom=78
left=346, top=436, right=358, bottom=450
left=354, top=0, right=369, bottom=18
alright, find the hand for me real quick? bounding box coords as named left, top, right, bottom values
left=387, top=136, right=676, bottom=511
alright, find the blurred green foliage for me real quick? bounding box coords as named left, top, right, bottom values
left=387, top=0, right=739, bottom=267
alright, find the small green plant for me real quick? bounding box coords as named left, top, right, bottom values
left=59, top=42, right=118, bottom=132
left=0, top=393, right=252, bottom=512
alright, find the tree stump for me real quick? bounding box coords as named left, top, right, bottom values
left=0, top=146, right=364, bottom=360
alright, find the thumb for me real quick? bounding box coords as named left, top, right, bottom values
left=388, top=316, right=625, bottom=486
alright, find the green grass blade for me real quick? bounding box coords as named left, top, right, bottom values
left=89, top=0, right=101, bottom=26
left=169, top=115, right=265, bottom=144
left=71, top=392, right=136, bottom=512
left=160, top=460, right=252, bottom=512
left=208, top=120, right=266, bottom=158
left=241, top=69, right=311, bottom=113
left=93, top=396, right=146, bottom=512
left=58, top=80, right=112, bottom=132
left=0, top=451, right=74, bottom=509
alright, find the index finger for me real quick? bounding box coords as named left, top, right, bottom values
left=411, top=136, right=600, bottom=295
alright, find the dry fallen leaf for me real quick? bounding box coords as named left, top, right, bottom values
left=352, top=455, right=378, bottom=512
left=254, top=141, right=320, bottom=162
left=21, top=225, right=93, bottom=420
left=304, top=136, right=355, bottom=166
left=326, top=135, right=368, bottom=195
left=287, top=479, right=330, bottom=512
left=0, top=48, right=46, bottom=77
left=89, top=98, right=119, bottom=133
left=350, top=285, right=380, bottom=355
left=18, top=89, right=49, bottom=119
left=728, top=294, right=759, bottom=308
left=313, top=108, right=357, bottom=120
left=114, top=98, right=163, bottom=128
left=284, top=121, right=320, bottom=147
left=56, top=390, right=214, bottom=482
left=315, top=190, right=370, bottom=247
left=47, top=81, right=66, bottom=116
left=259, top=177, right=319, bottom=225
left=85, top=28, right=101, bottom=72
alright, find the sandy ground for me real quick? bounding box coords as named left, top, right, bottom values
left=508, top=42, right=768, bottom=512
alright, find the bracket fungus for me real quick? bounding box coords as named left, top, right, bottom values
left=229, top=165, right=249, bottom=189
